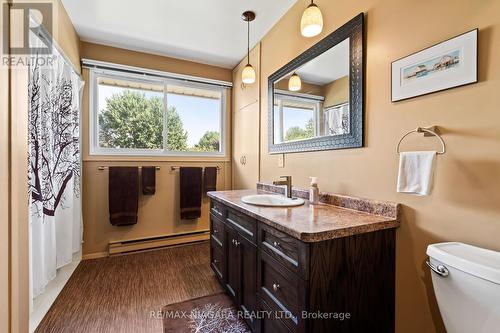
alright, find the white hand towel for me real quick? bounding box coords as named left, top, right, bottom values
left=397, top=151, right=436, bottom=195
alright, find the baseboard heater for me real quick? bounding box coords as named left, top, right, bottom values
left=108, top=230, right=210, bottom=256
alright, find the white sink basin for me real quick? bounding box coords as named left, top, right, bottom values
left=241, top=194, right=305, bottom=207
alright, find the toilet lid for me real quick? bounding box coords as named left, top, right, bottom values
left=427, top=242, right=500, bottom=284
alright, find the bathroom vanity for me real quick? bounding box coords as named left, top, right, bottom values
left=208, top=184, right=400, bottom=333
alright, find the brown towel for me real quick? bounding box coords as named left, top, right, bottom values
left=203, top=167, right=217, bottom=193
left=108, top=167, right=138, bottom=226
left=142, top=166, right=156, bottom=195
left=180, top=167, right=203, bottom=220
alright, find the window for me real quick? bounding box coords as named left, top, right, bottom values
left=90, top=68, right=227, bottom=156
left=273, top=95, right=320, bottom=144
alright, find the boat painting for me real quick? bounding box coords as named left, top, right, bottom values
left=402, top=49, right=461, bottom=84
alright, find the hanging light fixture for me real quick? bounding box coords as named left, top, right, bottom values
left=241, top=11, right=256, bottom=84
left=300, top=0, right=323, bottom=38
left=288, top=73, right=302, bottom=91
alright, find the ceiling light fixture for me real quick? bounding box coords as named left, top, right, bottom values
left=300, top=0, right=323, bottom=38
left=241, top=11, right=256, bottom=85
left=288, top=73, right=302, bottom=91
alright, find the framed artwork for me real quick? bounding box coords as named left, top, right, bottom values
left=391, top=29, right=478, bottom=102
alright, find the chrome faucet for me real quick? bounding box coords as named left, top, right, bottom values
left=273, top=176, right=293, bottom=198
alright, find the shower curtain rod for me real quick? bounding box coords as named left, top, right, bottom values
left=31, top=16, right=83, bottom=80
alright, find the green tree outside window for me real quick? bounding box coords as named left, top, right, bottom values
left=99, top=90, right=219, bottom=152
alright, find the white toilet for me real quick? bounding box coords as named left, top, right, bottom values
left=427, top=242, right=500, bottom=333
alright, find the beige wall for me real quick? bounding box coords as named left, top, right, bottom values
left=254, top=1, right=500, bottom=332
left=53, top=0, right=80, bottom=72
left=10, top=65, right=29, bottom=333
left=80, top=42, right=233, bottom=256
left=1, top=3, right=10, bottom=332
left=4, top=1, right=80, bottom=331
left=324, top=75, right=348, bottom=107
left=80, top=41, right=232, bottom=82
left=274, top=79, right=325, bottom=96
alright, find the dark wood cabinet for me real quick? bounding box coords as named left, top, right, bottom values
left=225, top=225, right=239, bottom=299
left=210, top=200, right=396, bottom=333
left=213, top=209, right=259, bottom=331
left=238, top=235, right=258, bottom=331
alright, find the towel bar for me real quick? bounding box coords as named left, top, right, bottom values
left=170, top=166, right=221, bottom=172
left=97, top=166, right=160, bottom=171
left=397, top=126, right=446, bottom=155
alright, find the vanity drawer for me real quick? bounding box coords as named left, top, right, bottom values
left=259, top=223, right=308, bottom=279
left=210, top=200, right=225, bottom=219
left=226, top=208, right=257, bottom=244
left=259, top=251, right=305, bottom=332
left=210, top=239, right=224, bottom=283
left=210, top=213, right=225, bottom=248
left=261, top=299, right=293, bottom=333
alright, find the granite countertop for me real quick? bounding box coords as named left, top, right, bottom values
left=207, top=187, right=400, bottom=242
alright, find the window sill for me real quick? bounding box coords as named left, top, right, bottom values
left=82, top=155, right=230, bottom=163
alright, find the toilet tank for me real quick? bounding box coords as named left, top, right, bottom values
left=426, top=242, right=500, bottom=333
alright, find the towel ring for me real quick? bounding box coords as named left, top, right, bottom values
left=397, top=127, right=446, bottom=155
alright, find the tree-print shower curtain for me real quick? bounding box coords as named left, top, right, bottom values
left=28, top=35, right=84, bottom=302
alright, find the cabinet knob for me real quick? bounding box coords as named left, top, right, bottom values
left=232, top=239, right=236, bottom=245
left=213, top=259, right=219, bottom=264
left=272, top=283, right=280, bottom=292
left=235, top=240, right=240, bottom=247
left=213, top=229, right=218, bottom=233
left=273, top=241, right=280, bottom=248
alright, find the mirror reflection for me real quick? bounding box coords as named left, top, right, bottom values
left=273, top=38, right=350, bottom=144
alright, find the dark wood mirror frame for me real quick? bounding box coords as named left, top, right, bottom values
left=268, top=13, right=364, bottom=154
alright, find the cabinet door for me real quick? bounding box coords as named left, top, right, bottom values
left=225, top=226, right=239, bottom=300
left=239, top=235, right=258, bottom=331
left=232, top=102, right=260, bottom=190
left=232, top=44, right=260, bottom=190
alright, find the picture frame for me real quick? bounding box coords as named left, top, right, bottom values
left=391, top=29, right=478, bottom=102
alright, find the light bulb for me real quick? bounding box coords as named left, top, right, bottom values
left=300, top=3, right=323, bottom=38
left=289, top=73, right=302, bottom=91
left=242, top=64, right=256, bottom=84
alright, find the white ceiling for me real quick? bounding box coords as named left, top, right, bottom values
left=62, top=0, right=298, bottom=69
left=297, top=38, right=350, bottom=85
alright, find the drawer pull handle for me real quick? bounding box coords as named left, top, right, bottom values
left=213, top=259, right=219, bottom=264
left=273, top=241, right=280, bottom=248
left=232, top=239, right=240, bottom=247
left=272, top=283, right=280, bottom=292
left=213, top=229, right=218, bottom=233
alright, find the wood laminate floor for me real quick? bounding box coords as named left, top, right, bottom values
left=35, top=242, right=223, bottom=333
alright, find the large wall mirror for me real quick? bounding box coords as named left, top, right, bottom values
left=268, top=13, right=364, bottom=154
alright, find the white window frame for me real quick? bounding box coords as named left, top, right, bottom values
left=274, top=93, right=322, bottom=143
left=89, top=68, right=228, bottom=157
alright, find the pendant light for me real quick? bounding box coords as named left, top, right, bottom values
left=241, top=11, right=256, bottom=85
left=288, top=73, right=302, bottom=91
left=300, top=0, right=323, bottom=38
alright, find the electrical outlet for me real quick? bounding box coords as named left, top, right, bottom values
left=278, top=154, right=285, bottom=168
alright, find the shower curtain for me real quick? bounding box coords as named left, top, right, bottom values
left=28, top=35, right=84, bottom=302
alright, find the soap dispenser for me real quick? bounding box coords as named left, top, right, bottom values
left=309, top=177, right=319, bottom=204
